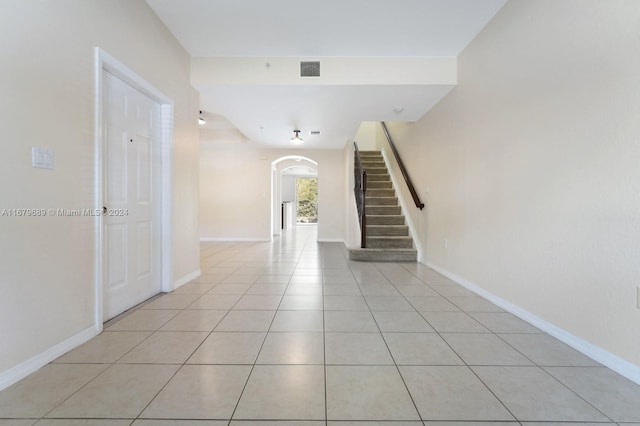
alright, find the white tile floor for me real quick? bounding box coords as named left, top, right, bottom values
left=2, top=226, right=640, bottom=425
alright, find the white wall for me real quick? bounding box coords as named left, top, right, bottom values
left=200, top=143, right=345, bottom=242
left=388, top=0, right=640, bottom=372
left=281, top=175, right=297, bottom=202
left=377, top=123, right=427, bottom=262
left=199, top=143, right=272, bottom=240
left=353, top=122, right=378, bottom=151
left=173, top=86, right=201, bottom=284
left=0, top=0, right=199, bottom=387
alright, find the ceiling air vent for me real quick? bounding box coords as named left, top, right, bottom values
left=300, top=61, right=320, bottom=77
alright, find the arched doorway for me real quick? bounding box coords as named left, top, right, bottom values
left=271, top=156, right=318, bottom=237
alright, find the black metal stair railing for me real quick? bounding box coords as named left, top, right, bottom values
left=353, top=142, right=367, bottom=248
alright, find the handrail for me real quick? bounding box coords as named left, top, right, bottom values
left=353, top=142, right=367, bottom=248
left=380, top=122, right=424, bottom=210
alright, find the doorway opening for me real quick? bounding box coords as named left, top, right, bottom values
left=296, top=177, right=318, bottom=224
left=271, top=156, right=318, bottom=237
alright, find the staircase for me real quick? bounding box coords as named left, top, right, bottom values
left=349, top=151, right=417, bottom=262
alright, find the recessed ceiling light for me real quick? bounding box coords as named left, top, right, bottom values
left=393, top=107, right=404, bottom=114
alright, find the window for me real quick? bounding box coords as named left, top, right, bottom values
left=296, top=177, right=318, bottom=223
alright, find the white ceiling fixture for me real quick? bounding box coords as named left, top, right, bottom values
left=290, top=130, right=304, bottom=144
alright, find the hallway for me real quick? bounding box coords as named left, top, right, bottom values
left=1, top=226, right=640, bottom=424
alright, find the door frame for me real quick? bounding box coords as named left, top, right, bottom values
left=93, top=47, right=174, bottom=331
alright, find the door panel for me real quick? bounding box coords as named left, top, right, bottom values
left=136, top=135, right=152, bottom=202
left=105, top=124, right=127, bottom=204
left=137, top=221, right=152, bottom=277
left=103, top=71, right=161, bottom=320
left=106, top=223, right=126, bottom=289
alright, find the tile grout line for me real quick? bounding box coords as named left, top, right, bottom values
left=320, top=237, right=330, bottom=426
left=397, top=264, right=618, bottom=424
left=398, top=266, right=524, bottom=422
left=130, top=240, right=272, bottom=423
left=227, top=227, right=314, bottom=423
left=383, top=262, right=522, bottom=423
left=131, top=261, right=244, bottom=423
left=6, top=232, right=638, bottom=424
left=369, top=262, right=428, bottom=423
left=38, top=300, right=183, bottom=424
left=540, top=365, right=617, bottom=423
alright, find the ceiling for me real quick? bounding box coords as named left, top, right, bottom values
left=146, top=0, right=507, bottom=149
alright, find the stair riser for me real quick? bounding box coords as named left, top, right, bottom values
left=364, top=166, right=389, bottom=176
left=367, top=189, right=395, bottom=197
left=366, top=206, right=401, bottom=215
left=367, top=216, right=404, bottom=225
left=349, top=249, right=417, bottom=262
left=366, top=197, right=398, bottom=206
left=366, top=174, right=390, bottom=182
left=367, top=226, right=409, bottom=236
left=366, top=182, right=392, bottom=189
left=361, top=161, right=385, bottom=167
left=366, top=238, right=413, bottom=249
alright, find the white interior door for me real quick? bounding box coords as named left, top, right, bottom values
left=103, top=71, right=161, bottom=320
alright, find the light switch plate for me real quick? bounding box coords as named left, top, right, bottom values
left=32, top=147, right=54, bottom=170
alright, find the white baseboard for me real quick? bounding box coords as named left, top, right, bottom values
left=200, top=237, right=271, bottom=242
left=0, top=325, right=97, bottom=392
left=427, top=262, right=640, bottom=386
left=317, top=238, right=345, bottom=243
left=172, top=269, right=201, bottom=291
